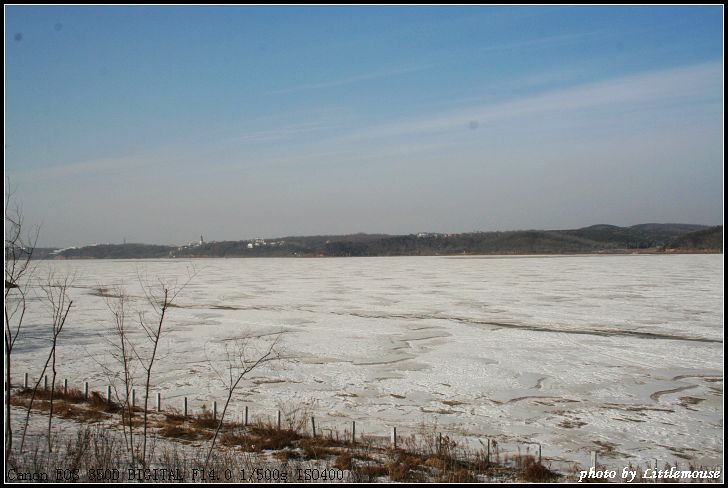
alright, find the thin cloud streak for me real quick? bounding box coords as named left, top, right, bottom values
left=13, top=61, right=721, bottom=185
left=476, top=30, right=603, bottom=53
left=227, top=122, right=333, bottom=144
left=269, top=64, right=434, bottom=94
left=12, top=155, right=149, bottom=183
left=339, top=61, right=722, bottom=143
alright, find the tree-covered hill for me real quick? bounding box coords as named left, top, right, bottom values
left=44, top=223, right=721, bottom=259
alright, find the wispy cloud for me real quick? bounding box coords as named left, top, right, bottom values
left=340, top=60, right=722, bottom=143
left=12, top=154, right=148, bottom=183
left=209, top=60, right=723, bottom=175
left=14, top=61, right=721, bottom=184
left=476, top=30, right=603, bottom=54
left=269, top=64, right=434, bottom=95
left=227, top=122, right=332, bottom=144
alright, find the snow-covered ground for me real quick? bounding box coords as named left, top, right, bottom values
left=10, top=255, right=723, bottom=473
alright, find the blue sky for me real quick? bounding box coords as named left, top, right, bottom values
left=5, top=6, right=723, bottom=247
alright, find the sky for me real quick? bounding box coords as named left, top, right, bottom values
left=4, top=5, right=724, bottom=247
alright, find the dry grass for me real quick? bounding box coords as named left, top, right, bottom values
left=521, top=461, right=560, bottom=482
left=158, top=422, right=210, bottom=442
left=87, top=391, right=122, bottom=413
left=386, top=451, right=428, bottom=482
left=17, top=386, right=88, bottom=404
left=300, top=438, right=339, bottom=459
left=51, top=401, right=109, bottom=423
left=217, top=419, right=305, bottom=452
left=16, top=386, right=123, bottom=414
left=349, top=463, right=388, bottom=482
left=8, top=393, right=576, bottom=483
left=272, top=449, right=302, bottom=461
left=249, top=426, right=302, bottom=451
left=189, top=406, right=219, bottom=429
left=11, top=395, right=109, bottom=423
left=333, top=451, right=353, bottom=470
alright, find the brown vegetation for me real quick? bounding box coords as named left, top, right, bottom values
left=11, top=391, right=562, bottom=482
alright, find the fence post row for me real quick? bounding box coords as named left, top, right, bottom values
left=17, top=372, right=557, bottom=467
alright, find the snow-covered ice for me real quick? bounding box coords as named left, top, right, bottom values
left=10, top=254, right=723, bottom=471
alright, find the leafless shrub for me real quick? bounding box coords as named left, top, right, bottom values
left=135, top=268, right=196, bottom=466
left=203, top=333, right=283, bottom=471
left=4, top=186, right=39, bottom=468
left=18, top=271, right=74, bottom=454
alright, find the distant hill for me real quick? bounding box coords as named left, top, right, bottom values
left=560, top=223, right=709, bottom=249
left=51, top=243, right=175, bottom=259
left=668, top=225, right=723, bottom=251
left=29, top=247, right=60, bottom=260
left=44, top=223, right=722, bottom=259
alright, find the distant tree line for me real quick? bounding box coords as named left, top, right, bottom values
left=41, top=224, right=722, bottom=259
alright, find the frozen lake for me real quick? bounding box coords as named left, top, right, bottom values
left=11, top=254, right=724, bottom=471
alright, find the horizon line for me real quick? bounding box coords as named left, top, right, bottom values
left=36, top=221, right=721, bottom=249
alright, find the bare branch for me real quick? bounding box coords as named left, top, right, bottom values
left=203, top=331, right=284, bottom=471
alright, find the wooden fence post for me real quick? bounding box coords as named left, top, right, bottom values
left=63, top=378, right=68, bottom=395
left=157, top=392, right=161, bottom=412
left=84, top=382, right=89, bottom=400
left=184, top=397, right=188, bottom=417
left=132, top=389, right=136, bottom=407
left=352, top=421, right=356, bottom=444
left=391, top=427, right=397, bottom=449
left=311, top=417, right=316, bottom=437
left=213, top=401, right=217, bottom=421
left=277, top=410, right=281, bottom=430
left=244, top=406, right=249, bottom=426
left=24, top=373, right=28, bottom=389
left=106, top=385, right=112, bottom=403
left=44, top=375, right=48, bottom=390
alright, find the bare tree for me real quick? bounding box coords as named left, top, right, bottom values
left=90, top=268, right=195, bottom=468
left=96, top=285, right=138, bottom=467
left=4, top=188, right=39, bottom=467
left=18, top=271, right=73, bottom=454
left=134, top=269, right=196, bottom=466
left=39, top=271, right=74, bottom=453
left=204, top=334, right=283, bottom=471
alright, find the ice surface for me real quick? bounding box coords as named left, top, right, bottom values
left=10, top=254, right=723, bottom=470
